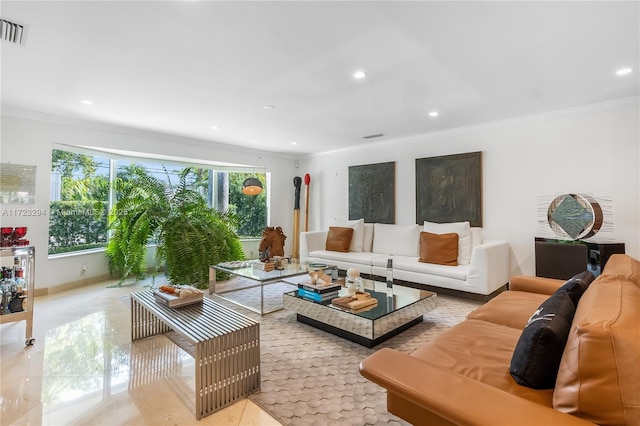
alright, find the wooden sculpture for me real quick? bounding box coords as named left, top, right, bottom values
left=259, top=226, right=287, bottom=258
left=293, top=177, right=302, bottom=259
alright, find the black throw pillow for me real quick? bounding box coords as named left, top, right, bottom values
left=557, top=270, right=595, bottom=307
left=509, top=290, right=576, bottom=389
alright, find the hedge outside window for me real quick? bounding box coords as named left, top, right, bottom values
left=49, top=150, right=110, bottom=254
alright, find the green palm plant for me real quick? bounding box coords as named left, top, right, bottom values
left=106, top=167, right=244, bottom=287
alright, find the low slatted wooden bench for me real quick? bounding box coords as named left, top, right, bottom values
left=130, top=290, right=260, bottom=419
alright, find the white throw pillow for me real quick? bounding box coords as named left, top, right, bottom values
left=423, top=221, right=472, bottom=265
left=334, top=218, right=365, bottom=252
left=372, top=224, right=420, bottom=257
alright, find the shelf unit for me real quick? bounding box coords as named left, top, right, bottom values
left=0, top=246, right=35, bottom=346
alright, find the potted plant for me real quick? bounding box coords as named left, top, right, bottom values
left=106, top=167, right=244, bottom=287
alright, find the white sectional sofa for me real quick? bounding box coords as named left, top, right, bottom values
left=300, top=221, right=510, bottom=299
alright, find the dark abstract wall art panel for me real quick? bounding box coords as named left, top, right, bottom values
left=349, top=162, right=395, bottom=223
left=415, top=152, right=482, bottom=226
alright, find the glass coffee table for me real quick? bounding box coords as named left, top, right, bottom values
left=283, top=279, right=437, bottom=347
left=209, top=261, right=337, bottom=315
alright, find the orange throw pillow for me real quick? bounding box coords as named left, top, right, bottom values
left=325, top=227, right=354, bottom=252
left=419, top=231, right=459, bottom=266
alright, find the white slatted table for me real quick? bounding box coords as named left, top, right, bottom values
left=130, top=290, right=260, bottom=419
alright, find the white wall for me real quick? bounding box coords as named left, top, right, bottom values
left=0, top=115, right=298, bottom=291
left=299, top=101, right=640, bottom=277
left=1, top=101, right=638, bottom=290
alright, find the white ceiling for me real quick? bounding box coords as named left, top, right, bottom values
left=2, top=1, right=638, bottom=156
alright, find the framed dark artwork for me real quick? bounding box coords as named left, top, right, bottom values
left=415, top=151, right=482, bottom=227
left=349, top=162, right=395, bottom=223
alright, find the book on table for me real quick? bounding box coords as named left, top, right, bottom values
left=253, top=261, right=276, bottom=272
left=297, top=288, right=339, bottom=302
left=297, top=282, right=342, bottom=294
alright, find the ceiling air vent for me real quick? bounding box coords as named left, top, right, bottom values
left=363, top=133, right=384, bottom=139
left=1, top=18, right=28, bottom=46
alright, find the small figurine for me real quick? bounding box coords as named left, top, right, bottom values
left=316, top=269, right=333, bottom=285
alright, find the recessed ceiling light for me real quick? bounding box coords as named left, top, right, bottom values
left=263, top=104, right=276, bottom=110
left=290, top=141, right=297, bottom=145
left=429, top=111, right=439, bottom=117
left=353, top=70, right=367, bottom=79
left=210, top=125, right=220, bottom=130
left=81, top=100, right=93, bottom=105
left=616, top=67, right=632, bottom=76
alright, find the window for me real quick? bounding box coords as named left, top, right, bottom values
left=218, top=171, right=267, bottom=238
left=49, top=150, right=110, bottom=254
left=49, top=148, right=268, bottom=255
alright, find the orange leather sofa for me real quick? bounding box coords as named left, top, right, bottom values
left=359, top=254, right=640, bottom=426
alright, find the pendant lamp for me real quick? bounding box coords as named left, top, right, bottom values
left=242, top=157, right=265, bottom=195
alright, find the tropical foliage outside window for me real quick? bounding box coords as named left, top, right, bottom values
left=49, top=149, right=268, bottom=255
left=49, top=151, right=109, bottom=254
left=227, top=172, right=267, bottom=237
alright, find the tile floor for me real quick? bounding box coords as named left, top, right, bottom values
left=0, top=278, right=281, bottom=425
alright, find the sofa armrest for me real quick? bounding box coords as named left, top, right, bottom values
left=299, top=230, right=328, bottom=262
left=509, top=275, right=565, bottom=295
left=467, top=240, right=510, bottom=294
left=360, top=348, right=595, bottom=426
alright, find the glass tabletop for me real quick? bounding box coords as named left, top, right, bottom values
left=213, top=260, right=336, bottom=283
left=286, top=279, right=435, bottom=321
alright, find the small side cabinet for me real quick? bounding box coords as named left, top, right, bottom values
left=535, top=238, right=625, bottom=280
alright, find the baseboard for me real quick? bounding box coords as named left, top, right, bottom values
left=35, top=273, right=113, bottom=297
left=35, top=266, right=164, bottom=297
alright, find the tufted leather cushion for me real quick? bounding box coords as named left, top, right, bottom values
left=419, top=231, right=459, bottom=266
left=553, top=263, right=640, bottom=425
left=325, top=226, right=354, bottom=252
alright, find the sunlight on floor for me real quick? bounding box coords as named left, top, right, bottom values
left=0, top=278, right=281, bottom=425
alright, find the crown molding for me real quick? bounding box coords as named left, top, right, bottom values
left=3, top=96, right=637, bottom=161
left=1, top=107, right=296, bottom=161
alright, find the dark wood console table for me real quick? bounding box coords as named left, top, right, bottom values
left=534, top=237, right=625, bottom=280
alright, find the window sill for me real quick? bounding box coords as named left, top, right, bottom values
left=48, top=247, right=107, bottom=259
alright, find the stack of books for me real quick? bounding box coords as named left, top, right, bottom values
left=253, top=261, right=276, bottom=272
left=297, top=282, right=341, bottom=303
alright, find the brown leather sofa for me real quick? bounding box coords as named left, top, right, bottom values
left=359, top=254, right=640, bottom=426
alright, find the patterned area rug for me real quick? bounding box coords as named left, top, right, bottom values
left=209, top=282, right=481, bottom=426
left=123, top=278, right=480, bottom=425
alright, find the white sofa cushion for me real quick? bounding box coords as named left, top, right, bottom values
left=372, top=223, right=420, bottom=257
left=424, top=221, right=472, bottom=265
left=387, top=255, right=470, bottom=281
left=334, top=218, right=365, bottom=252
left=308, top=249, right=379, bottom=265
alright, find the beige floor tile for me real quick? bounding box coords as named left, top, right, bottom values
left=0, top=278, right=280, bottom=426
left=240, top=400, right=283, bottom=425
